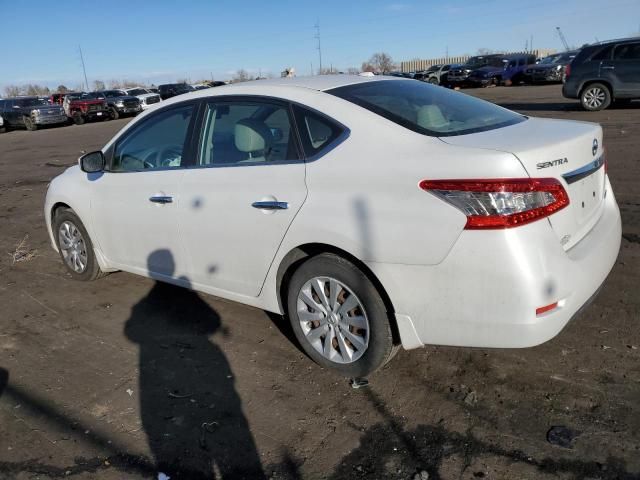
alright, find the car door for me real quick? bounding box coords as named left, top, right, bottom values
left=606, top=42, right=640, bottom=96
left=90, top=102, right=197, bottom=279
left=178, top=97, right=307, bottom=297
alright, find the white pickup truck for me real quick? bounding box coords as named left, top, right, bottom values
left=123, top=88, right=162, bottom=110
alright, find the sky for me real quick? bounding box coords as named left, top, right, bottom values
left=1, top=0, right=639, bottom=91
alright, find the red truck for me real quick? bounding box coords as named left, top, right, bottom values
left=51, top=93, right=110, bottom=125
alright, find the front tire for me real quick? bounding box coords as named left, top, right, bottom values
left=110, top=107, right=120, bottom=120
left=73, top=114, right=85, bottom=125
left=24, top=117, right=37, bottom=131
left=580, top=83, right=611, bottom=111
left=428, top=77, right=439, bottom=85
left=53, top=209, right=104, bottom=281
left=286, top=253, right=397, bottom=377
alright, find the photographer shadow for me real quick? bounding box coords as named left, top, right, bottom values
left=125, top=249, right=264, bottom=479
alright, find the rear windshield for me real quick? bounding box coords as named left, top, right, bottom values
left=328, top=80, right=525, bottom=137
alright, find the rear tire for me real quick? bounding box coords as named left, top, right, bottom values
left=24, top=117, right=37, bottom=131
left=580, top=83, right=611, bottom=111
left=53, top=209, right=104, bottom=281
left=286, top=253, right=397, bottom=377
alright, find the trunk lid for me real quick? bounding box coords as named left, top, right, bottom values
left=440, top=117, right=606, bottom=250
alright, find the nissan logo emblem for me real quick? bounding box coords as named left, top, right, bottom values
left=592, top=139, right=598, bottom=156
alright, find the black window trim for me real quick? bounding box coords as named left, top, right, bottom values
left=105, top=99, right=201, bottom=173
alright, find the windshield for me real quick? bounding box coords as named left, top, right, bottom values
left=328, top=80, right=525, bottom=137
left=539, top=54, right=561, bottom=64
left=464, top=56, right=494, bottom=68
left=127, top=88, right=147, bottom=96
left=14, top=97, right=48, bottom=107
left=426, top=65, right=441, bottom=72
left=102, top=90, right=124, bottom=98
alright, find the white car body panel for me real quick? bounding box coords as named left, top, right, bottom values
left=124, top=90, right=162, bottom=110
left=45, top=75, right=622, bottom=352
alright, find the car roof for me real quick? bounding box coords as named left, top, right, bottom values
left=194, top=74, right=405, bottom=94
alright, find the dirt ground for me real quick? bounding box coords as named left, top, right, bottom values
left=0, top=84, right=638, bottom=480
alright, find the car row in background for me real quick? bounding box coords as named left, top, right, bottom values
left=397, top=51, right=576, bottom=88
left=0, top=81, right=226, bottom=132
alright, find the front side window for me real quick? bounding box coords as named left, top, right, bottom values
left=198, top=101, right=299, bottom=166
left=614, top=43, right=640, bottom=61
left=329, top=80, right=525, bottom=137
left=112, top=104, right=194, bottom=172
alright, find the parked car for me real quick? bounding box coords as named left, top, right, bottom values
left=447, top=54, right=505, bottom=86
left=423, top=64, right=460, bottom=86
left=90, top=90, right=142, bottom=119
left=63, top=93, right=110, bottom=125
left=0, top=96, right=67, bottom=131
left=0, top=112, right=4, bottom=133
left=50, top=92, right=78, bottom=105
left=525, top=51, right=577, bottom=84
left=563, top=38, right=640, bottom=111
left=466, top=53, right=537, bottom=87
left=123, top=87, right=162, bottom=110
left=45, top=75, right=621, bottom=377
left=158, top=83, right=195, bottom=100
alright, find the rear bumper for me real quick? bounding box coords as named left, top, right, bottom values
left=370, top=176, right=621, bottom=350
left=562, top=80, right=580, bottom=99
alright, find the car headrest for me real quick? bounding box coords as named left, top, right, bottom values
left=416, top=105, right=448, bottom=130
left=234, top=118, right=273, bottom=153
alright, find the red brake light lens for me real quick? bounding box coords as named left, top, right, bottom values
left=564, top=63, right=571, bottom=79
left=420, top=178, right=570, bottom=229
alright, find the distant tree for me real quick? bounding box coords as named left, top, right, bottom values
left=476, top=48, right=494, bottom=55
left=231, top=69, right=250, bottom=83
left=93, top=80, right=106, bottom=91
left=347, top=67, right=360, bottom=75
left=4, top=85, right=22, bottom=97
left=175, top=78, right=191, bottom=85
left=25, top=84, right=50, bottom=96
left=56, top=85, right=69, bottom=93
left=108, top=79, right=122, bottom=89
left=121, top=79, right=139, bottom=88
left=366, top=52, right=395, bottom=74
left=361, top=62, right=375, bottom=72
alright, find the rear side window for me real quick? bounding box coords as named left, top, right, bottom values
left=293, top=106, right=344, bottom=158
left=329, top=80, right=525, bottom=137
left=614, top=43, right=640, bottom=60
left=590, top=45, right=613, bottom=61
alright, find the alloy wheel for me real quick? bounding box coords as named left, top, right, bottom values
left=58, top=221, right=88, bottom=273
left=584, top=87, right=606, bottom=109
left=296, top=277, right=370, bottom=364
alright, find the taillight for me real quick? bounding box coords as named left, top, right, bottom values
left=419, top=178, right=570, bottom=229
left=564, top=63, right=571, bottom=79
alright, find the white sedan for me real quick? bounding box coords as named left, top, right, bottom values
left=44, top=75, right=621, bottom=377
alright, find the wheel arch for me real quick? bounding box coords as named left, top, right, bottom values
left=275, top=243, right=400, bottom=344
left=580, top=79, right=613, bottom=97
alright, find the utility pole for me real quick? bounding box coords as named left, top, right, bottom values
left=78, top=45, right=89, bottom=91
left=314, top=21, right=323, bottom=74
left=556, top=27, right=570, bottom=52
left=446, top=45, right=449, bottom=62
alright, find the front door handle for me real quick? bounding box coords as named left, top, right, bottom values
left=251, top=201, right=288, bottom=210
left=602, top=66, right=615, bottom=70
left=149, top=195, right=173, bottom=204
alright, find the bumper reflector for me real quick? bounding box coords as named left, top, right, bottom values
left=536, top=302, right=558, bottom=316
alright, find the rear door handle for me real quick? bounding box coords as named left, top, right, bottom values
left=149, top=195, right=173, bottom=204
left=602, top=66, right=615, bottom=70
left=251, top=201, right=288, bottom=210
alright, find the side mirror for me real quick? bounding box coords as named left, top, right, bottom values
left=79, top=151, right=105, bottom=173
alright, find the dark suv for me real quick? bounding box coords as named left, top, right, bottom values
left=158, top=83, right=195, bottom=100
left=90, top=90, right=142, bottom=119
left=0, top=97, right=67, bottom=131
left=563, top=38, right=640, bottom=111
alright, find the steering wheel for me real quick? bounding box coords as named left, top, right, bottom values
left=144, top=144, right=183, bottom=169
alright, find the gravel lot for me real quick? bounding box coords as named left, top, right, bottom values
left=0, top=84, right=638, bottom=480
